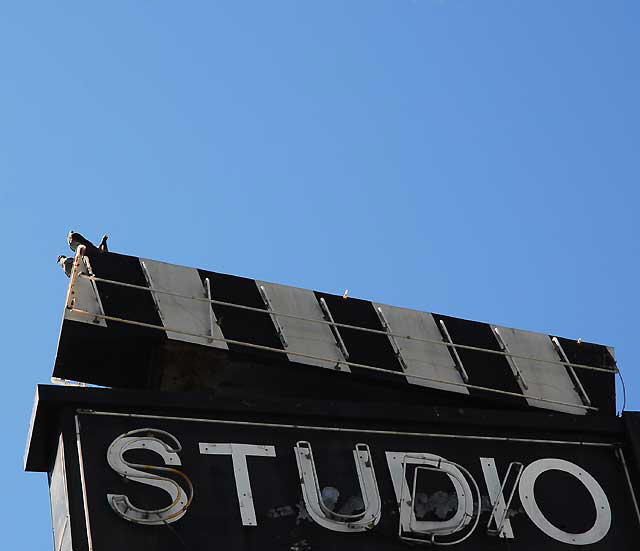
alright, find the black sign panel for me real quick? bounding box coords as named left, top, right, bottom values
left=75, top=411, right=639, bottom=551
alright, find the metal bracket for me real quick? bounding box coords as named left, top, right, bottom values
left=319, top=298, right=350, bottom=360
left=437, top=320, right=469, bottom=383
left=65, top=245, right=86, bottom=310
left=551, top=337, right=592, bottom=406
left=258, top=285, right=288, bottom=348
left=493, top=327, right=529, bottom=391
left=376, top=307, right=409, bottom=371
left=81, top=256, right=106, bottom=325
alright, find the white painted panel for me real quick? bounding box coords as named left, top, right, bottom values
left=140, top=259, right=227, bottom=349
left=373, top=304, right=468, bottom=395
left=257, top=282, right=349, bottom=371
left=492, top=326, right=585, bottom=415
left=50, top=434, right=72, bottom=551
left=65, top=257, right=107, bottom=327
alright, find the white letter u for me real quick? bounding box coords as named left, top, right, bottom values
left=294, top=441, right=381, bottom=532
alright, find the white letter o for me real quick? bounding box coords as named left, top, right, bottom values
left=519, top=458, right=611, bottom=545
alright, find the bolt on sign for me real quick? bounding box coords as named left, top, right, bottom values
left=24, top=242, right=640, bottom=550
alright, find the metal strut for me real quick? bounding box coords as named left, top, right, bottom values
left=319, top=298, right=350, bottom=360
left=552, top=337, right=592, bottom=407
left=376, top=307, right=409, bottom=371
left=438, top=320, right=469, bottom=383
left=493, top=327, right=529, bottom=391
left=258, top=285, right=288, bottom=348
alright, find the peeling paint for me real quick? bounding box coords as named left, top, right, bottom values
left=289, top=538, right=310, bottom=551
left=264, top=493, right=526, bottom=526
left=296, top=500, right=312, bottom=524
left=414, top=491, right=458, bottom=520
left=266, top=505, right=295, bottom=519
left=337, top=495, right=365, bottom=516
left=479, top=496, right=525, bottom=518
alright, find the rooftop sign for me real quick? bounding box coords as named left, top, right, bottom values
left=54, top=248, right=616, bottom=415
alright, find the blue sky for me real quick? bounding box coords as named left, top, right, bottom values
left=1, top=2, right=638, bottom=547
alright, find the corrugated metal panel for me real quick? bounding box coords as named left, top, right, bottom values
left=257, top=282, right=349, bottom=371
left=491, top=326, right=586, bottom=415
left=140, top=259, right=227, bottom=349
left=49, top=434, right=72, bottom=551
left=373, top=304, right=469, bottom=394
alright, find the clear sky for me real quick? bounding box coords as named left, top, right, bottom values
left=1, top=2, right=638, bottom=547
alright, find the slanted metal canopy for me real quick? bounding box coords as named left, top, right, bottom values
left=54, top=247, right=617, bottom=415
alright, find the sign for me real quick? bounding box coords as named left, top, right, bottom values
left=54, top=250, right=617, bottom=416
left=74, top=410, right=639, bottom=550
